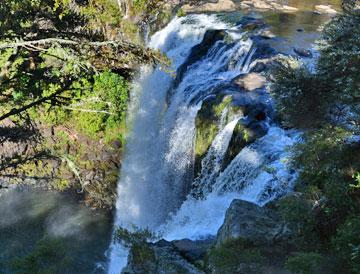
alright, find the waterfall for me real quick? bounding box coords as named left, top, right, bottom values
left=108, top=14, right=298, bottom=273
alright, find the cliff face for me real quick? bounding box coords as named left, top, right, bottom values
left=0, top=118, right=121, bottom=209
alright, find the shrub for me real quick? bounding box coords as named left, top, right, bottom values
left=332, top=216, right=360, bottom=273
left=270, top=57, right=332, bottom=128
left=285, top=252, right=324, bottom=274
left=11, top=238, right=71, bottom=274
left=206, top=238, right=265, bottom=274
left=278, top=195, right=317, bottom=244
left=318, top=10, right=360, bottom=103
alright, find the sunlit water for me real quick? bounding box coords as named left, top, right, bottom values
left=108, top=13, right=301, bottom=273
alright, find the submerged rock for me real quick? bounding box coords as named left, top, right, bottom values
left=294, top=48, right=313, bottom=58
left=217, top=199, right=292, bottom=246
left=236, top=16, right=268, bottom=31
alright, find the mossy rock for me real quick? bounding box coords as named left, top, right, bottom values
left=194, top=94, right=242, bottom=177
left=221, top=121, right=258, bottom=171
left=123, top=240, right=203, bottom=274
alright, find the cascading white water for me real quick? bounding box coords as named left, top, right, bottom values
left=159, top=127, right=298, bottom=241
left=192, top=114, right=242, bottom=197
left=108, top=14, right=299, bottom=273
left=108, top=15, right=229, bottom=273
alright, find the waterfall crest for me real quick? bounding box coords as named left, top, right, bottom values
left=108, top=14, right=298, bottom=273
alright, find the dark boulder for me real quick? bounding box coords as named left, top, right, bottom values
left=217, top=199, right=292, bottom=246
left=294, top=48, right=313, bottom=58
left=175, top=29, right=228, bottom=86
left=173, top=238, right=215, bottom=262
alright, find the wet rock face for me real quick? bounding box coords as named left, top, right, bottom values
left=217, top=199, right=292, bottom=246
left=194, top=94, right=245, bottom=177
left=0, top=118, right=120, bottom=209
left=175, top=29, right=228, bottom=86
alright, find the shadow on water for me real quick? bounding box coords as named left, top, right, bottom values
left=0, top=188, right=113, bottom=274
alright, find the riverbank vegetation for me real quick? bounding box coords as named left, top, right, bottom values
left=271, top=4, right=360, bottom=273
left=0, top=0, right=169, bottom=208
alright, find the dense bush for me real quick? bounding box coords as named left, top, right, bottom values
left=285, top=252, right=325, bottom=274
left=11, top=238, right=71, bottom=274
left=271, top=58, right=332, bottom=128
left=271, top=7, right=360, bottom=273
left=72, top=71, right=129, bottom=140
left=317, top=9, right=360, bottom=103
left=332, top=216, right=360, bottom=273
left=206, top=238, right=265, bottom=274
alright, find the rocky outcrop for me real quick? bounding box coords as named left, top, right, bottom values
left=173, top=238, right=215, bottom=261
left=217, top=199, right=292, bottom=246
left=194, top=94, right=243, bottom=176
left=232, top=73, right=266, bottom=91
left=314, top=5, right=337, bottom=15
left=221, top=88, right=273, bottom=169
left=179, top=0, right=299, bottom=13
left=123, top=240, right=204, bottom=274
left=0, top=119, right=120, bottom=209
left=182, top=0, right=237, bottom=13
left=175, top=29, right=228, bottom=86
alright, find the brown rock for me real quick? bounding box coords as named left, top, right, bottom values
left=232, top=73, right=266, bottom=91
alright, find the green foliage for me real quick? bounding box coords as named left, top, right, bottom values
left=71, top=71, right=129, bottom=140
left=271, top=9, right=360, bottom=272
left=80, top=0, right=123, bottom=28
left=317, top=10, right=360, bottom=103
left=11, top=238, right=72, bottom=274
left=114, top=226, right=158, bottom=271
left=176, top=8, right=186, bottom=17
left=114, top=226, right=157, bottom=247
left=271, top=9, right=360, bottom=129
left=285, top=252, right=324, bottom=274
left=278, top=195, right=317, bottom=243
left=207, top=238, right=265, bottom=274
left=270, top=57, right=332, bottom=128
left=293, top=127, right=360, bottom=222
left=94, top=70, right=129, bottom=122
left=332, top=216, right=360, bottom=273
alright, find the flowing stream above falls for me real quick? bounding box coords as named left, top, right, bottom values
left=108, top=13, right=300, bottom=273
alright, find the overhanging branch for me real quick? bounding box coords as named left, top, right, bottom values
left=0, top=82, right=72, bottom=122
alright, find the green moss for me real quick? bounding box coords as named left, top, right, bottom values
left=222, top=123, right=257, bottom=170
left=176, top=8, right=186, bottom=17
left=194, top=95, right=234, bottom=175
